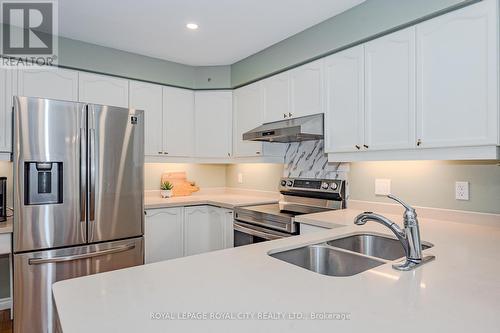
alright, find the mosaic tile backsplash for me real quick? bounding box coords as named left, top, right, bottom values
left=283, top=140, right=348, bottom=180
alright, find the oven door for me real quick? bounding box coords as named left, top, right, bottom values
left=233, top=221, right=291, bottom=247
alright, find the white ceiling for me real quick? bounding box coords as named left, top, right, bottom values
left=54, top=0, right=365, bottom=66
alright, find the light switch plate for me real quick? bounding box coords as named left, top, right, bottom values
left=455, top=181, right=469, bottom=200
left=375, top=179, right=391, bottom=196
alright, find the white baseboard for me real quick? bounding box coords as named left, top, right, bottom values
left=0, top=297, right=11, bottom=311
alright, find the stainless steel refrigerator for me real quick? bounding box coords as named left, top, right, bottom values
left=12, top=96, right=145, bottom=333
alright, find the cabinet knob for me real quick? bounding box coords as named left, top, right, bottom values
left=363, top=144, right=369, bottom=149
left=355, top=145, right=361, bottom=150
left=227, top=152, right=231, bottom=157
left=256, top=151, right=261, bottom=155
left=417, top=139, right=422, bottom=147
left=283, top=113, right=287, bottom=118
left=288, top=112, right=292, bottom=117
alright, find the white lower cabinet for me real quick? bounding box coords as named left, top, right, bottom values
left=145, top=207, right=184, bottom=263
left=184, top=206, right=228, bottom=256
left=145, top=206, right=233, bottom=263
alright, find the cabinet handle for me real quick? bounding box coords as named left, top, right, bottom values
left=363, top=144, right=369, bottom=149
left=355, top=145, right=361, bottom=150
left=158, top=152, right=163, bottom=154
left=256, top=151, right=261, bottom=155
left=283, top=113, right=287, bottom=118
left=164, top=152, right=168, bottom=155
left=228, top=152, right=231, bottom=157
left=417, top=139, right=422, bottom=147
left=288, top=112, right=292, bottom=117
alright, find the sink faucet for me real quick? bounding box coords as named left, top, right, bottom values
left=354, top=194, right=434, bottom=271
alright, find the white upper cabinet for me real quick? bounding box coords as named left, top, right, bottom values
left=18, top=68, right=78, bottom=101
left=364, top=27, right=416, bottom=151
left=416, top=0, right=498, bottom=148
left=0, top=68, right=15, bottom=153
left=194, top=91, right=232, bottom=158
left=324, top=45, right=365, bottom=153
left=184, top=206, right=225, bottom=256
left=129, top=81, right=163, bottom=156
left=290, top=59, right=324, bottom=118
left=263, top=72, right=290, bottom=123
left=78, top=72, right=129, bottom=108
left=233, top=82, right=263, bottom=157
left=145, top=208, right=184, bottom=264
left=163, top=87, right=195, bottom=157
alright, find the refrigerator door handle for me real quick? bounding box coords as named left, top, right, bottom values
left=80, top=127, right=86, bottom=224
left=28, top=243, right=136, bottom=265
left=89, top=127, right=96, bottom=232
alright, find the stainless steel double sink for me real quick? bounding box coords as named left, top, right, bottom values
left=269, top=233, right=433, bottom=277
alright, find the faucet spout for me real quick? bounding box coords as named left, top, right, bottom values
left=354, top=212, right=408, bottom=256
left=353, top=195, right=435, bottom=271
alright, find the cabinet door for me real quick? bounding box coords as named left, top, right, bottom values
left=324, top=45, right=364, bottom=153
left=263, top=72, right=290, bottom=123
left=233, top=82, right=263, bottom=157
left=129, top=81, right=163, bottom=156
left=18, top=68, right=78, bottom=101
left=184, top=206, right=225, bottom=256
left=145, top=208, right=184, bottom=263
left=364, top=27, right=416, bottom=151
left=223, top=209, right=234, bottom=249
left=79, top=72, right=129, bottom=108
left=163, top=87, right=195, bottom=157
left=194, top=91, right=232, bottom=158
left=290, top=59, right=324, bottom=119
left=0, top=68, right=15, bottom=153
left=416, top=0, right=498, bottom=148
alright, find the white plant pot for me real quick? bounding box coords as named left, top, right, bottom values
left=161, top=190, right=172, bottom=198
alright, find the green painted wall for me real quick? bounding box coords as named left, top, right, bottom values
left=231, top=0, right=478, bottom=86
left=58, top=37, right=232, bottom=89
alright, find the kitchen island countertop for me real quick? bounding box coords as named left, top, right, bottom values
left=53, top=206, right=500, bottom=333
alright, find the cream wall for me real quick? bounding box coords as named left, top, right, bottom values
left=348, top=161, right=500, bottom=214
left=144, top=163, right=227, bottom=190
left=226, top=164, right=284, bottom=192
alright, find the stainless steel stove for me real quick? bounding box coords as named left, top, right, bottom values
left=233, top=177, right=346, bottom=247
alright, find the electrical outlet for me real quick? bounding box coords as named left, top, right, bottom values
left=375, top=179, right=391, bottom=196
left=237, top=173, right=243, bottom=184
left=455, top=181, right=469, bottom=200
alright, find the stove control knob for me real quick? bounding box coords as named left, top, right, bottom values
left=321, top=182, right=329, bottom=190
left=330, top=182, right=338, bottom=190
left=280, top=180, right=287, bottom=187
left=286, top=180, right=293, bottom=187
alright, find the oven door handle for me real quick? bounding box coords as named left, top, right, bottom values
left=233, top=222, right=285, bottom=241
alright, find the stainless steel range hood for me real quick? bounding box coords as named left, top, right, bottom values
left=243, top=113, right=324, bottom=143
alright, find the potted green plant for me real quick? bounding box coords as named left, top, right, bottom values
left=160, top=181, right=173, bottom=198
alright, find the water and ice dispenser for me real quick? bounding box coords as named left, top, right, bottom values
left=24, top=162, right=63, bottom=205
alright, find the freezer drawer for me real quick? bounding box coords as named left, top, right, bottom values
left=13, top=237, right=144, bottom=333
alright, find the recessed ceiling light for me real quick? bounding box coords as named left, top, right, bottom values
left=186, top=23, right=199, bottom=30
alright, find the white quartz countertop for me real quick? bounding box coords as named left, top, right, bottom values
left=53, top=207, right=500, bottom=333
left=144, top=188, right=280, bottom=209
